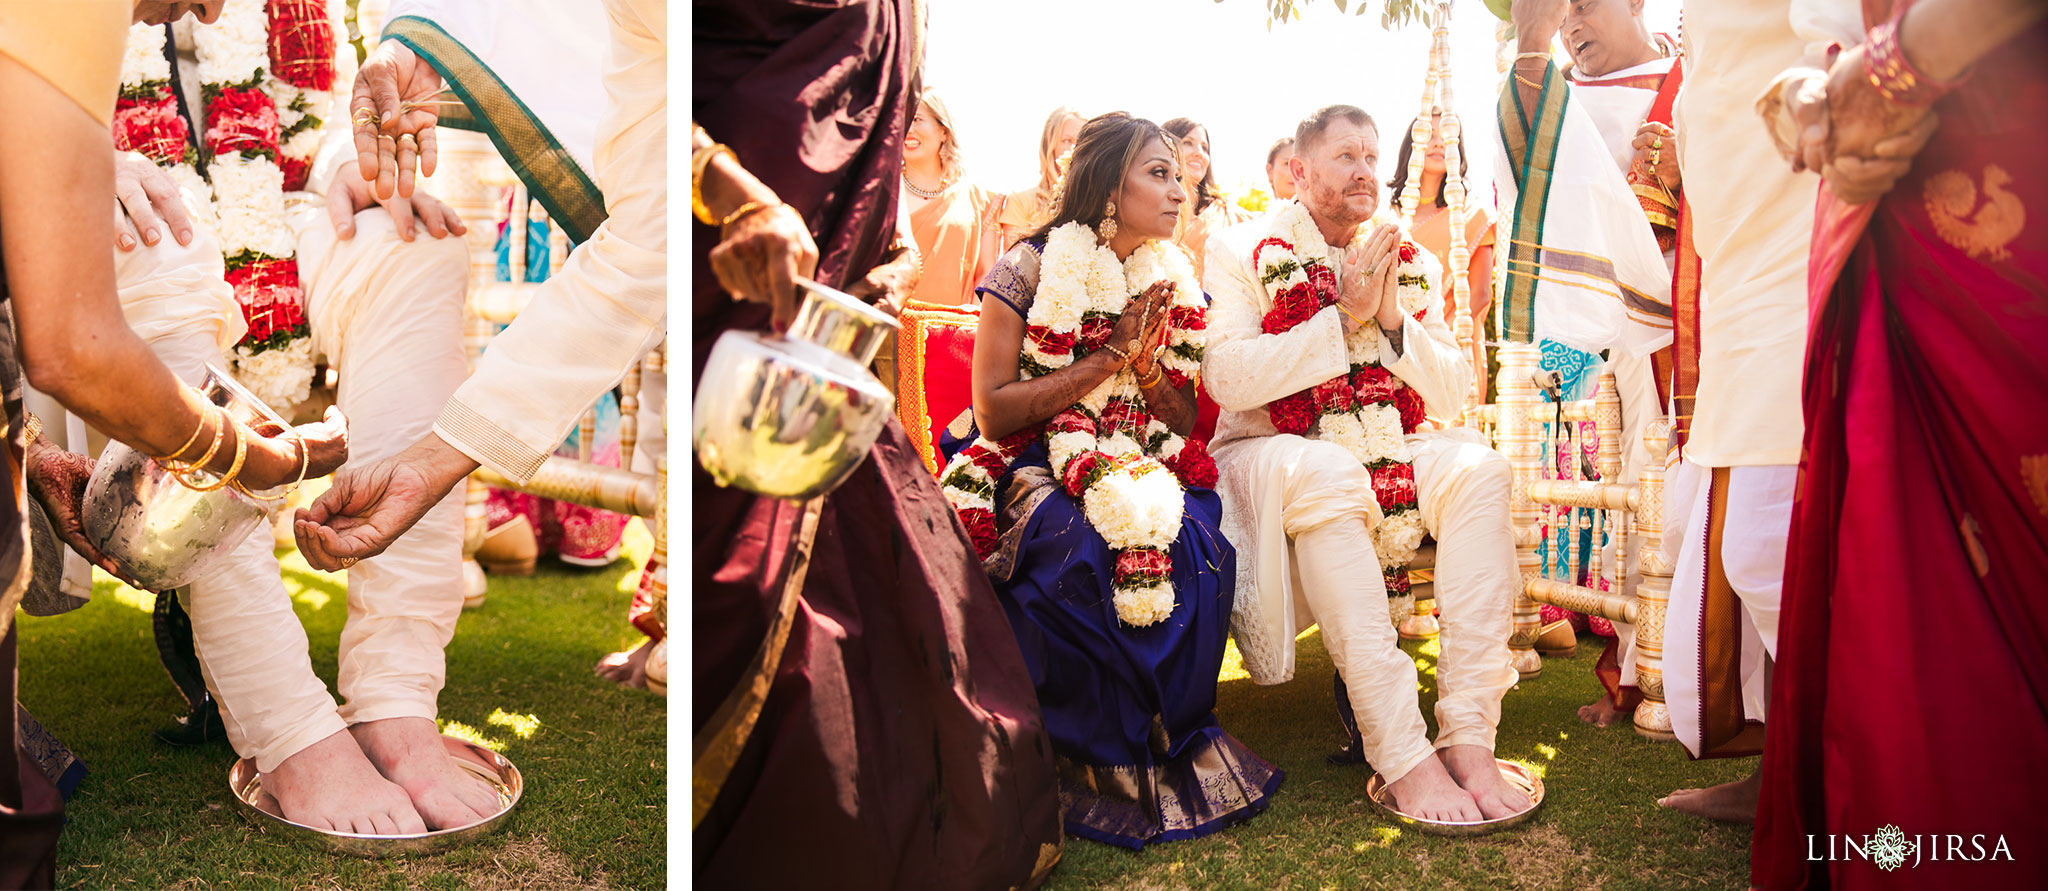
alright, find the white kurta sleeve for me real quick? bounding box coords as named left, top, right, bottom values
left=432, top=0, right=665, bottom=482
left=1200, top=232, right=1351, bottom=413
left=1380, top=291, right=1469, bottom=420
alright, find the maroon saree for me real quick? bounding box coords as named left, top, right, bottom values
left=1752, top=14, right=2048, bottom=889
left=692, top=2, right=1063, bottom=887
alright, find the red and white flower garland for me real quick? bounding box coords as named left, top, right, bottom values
left=117, top=2, right=337, bottom=411
left=939, top=222, right=1216, bottom=627
left=1252, top=200, right=1437, bottom=597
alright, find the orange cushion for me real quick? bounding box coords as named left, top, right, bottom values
left=896, top=300, right=980, bottom=474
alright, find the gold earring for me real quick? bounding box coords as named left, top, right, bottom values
left=1098, top=199, right=1118, bottom=240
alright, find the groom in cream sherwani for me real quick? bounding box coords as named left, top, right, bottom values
left=1201, top=105, right=1527, bottom=822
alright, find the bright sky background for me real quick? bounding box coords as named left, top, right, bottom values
left=924, top=0, right=1680, bottom=204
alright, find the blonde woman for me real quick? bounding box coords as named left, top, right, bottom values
left=902, top=89, right=1003, bottom=306
left=997, top=106, right=1084, bottom=249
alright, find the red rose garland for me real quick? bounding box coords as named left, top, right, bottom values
left=1250, top=201, right=1441, bottom=597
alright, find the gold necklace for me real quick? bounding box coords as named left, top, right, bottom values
left=901, top=172, right=947, bottom=199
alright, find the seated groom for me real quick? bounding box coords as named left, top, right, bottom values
left=1201, top=105, right=1526, bottom=821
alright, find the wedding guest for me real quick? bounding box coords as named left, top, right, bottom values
left=1387, top=112, right=1495, bottom=397
left=999, top=106, right=1085, bottom=249
left=1266, top=136, right=1298, bottom=202
left=0, top=2, right=349, bottom=881
left=903, top=88, right=1003, bottom=306
left=1753, top=1, right=2048, bottom=886
left=940, top=111, right=1279, bottom=849
left=1162, top=117, right=1250, bottom=281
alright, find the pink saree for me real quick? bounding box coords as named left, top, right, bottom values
left=1752, top=13, right=2048, bottom=889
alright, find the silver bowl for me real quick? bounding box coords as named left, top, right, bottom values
left=227, top=735, right=523, bottom=857
left=694, top=279, right=898, bottom=500
left=1363, top=758, right=1546, bottom=836
left=82, top=364, right=289, bottom=591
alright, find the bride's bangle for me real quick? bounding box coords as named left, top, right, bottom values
left=164, top=407, right=223, bottom=475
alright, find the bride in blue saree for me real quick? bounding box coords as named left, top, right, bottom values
left=936, top=112, right=1281, bottom=850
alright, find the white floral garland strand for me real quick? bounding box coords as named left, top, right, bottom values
left=940, top=223, right=1206, bottom=627
left=192, top=0, right=318, bottom=411
left=1256, top=201, right=1435, bottom=570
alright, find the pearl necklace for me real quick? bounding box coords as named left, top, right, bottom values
left=901, top=172, right=948, bottom=200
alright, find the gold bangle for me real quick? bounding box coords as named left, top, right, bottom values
left=692, top=142, right=736, bottom=226
left=1514, top=51, right=1554, bottom=64
left=182, top=419, right=245, bottom=493
left=233, top=427, right=308, bottom=502
left=719, top=199, right=777, bottom=231
left=165, top=407, right=224, bottom=475
left=1138, top=367, right=1166, bottom=389
left=21, top=411, right=40, bottom=444
left=155, top=408, right=211, bottom=463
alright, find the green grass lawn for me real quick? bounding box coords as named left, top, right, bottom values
left=1046, top=628, right=1756, bottom=890
left=15, top=521, right=666, bottom=890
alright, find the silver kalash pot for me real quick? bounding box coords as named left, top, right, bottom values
left=694, top=278, right=899, bottom=500
left=83, top=364, right=286, bottom=591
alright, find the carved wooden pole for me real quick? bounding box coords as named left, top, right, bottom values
left=1497, top=343, right=1545, bottom=678
left=1631, top=420, right=1676, bottom=741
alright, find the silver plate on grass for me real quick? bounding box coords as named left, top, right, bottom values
left=1363, top=758, right=1544, bottom=837
left=227, top=735, right=522, bottom=857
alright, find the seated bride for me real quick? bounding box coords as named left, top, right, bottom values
left=936, top=112, right=1282, bottom=850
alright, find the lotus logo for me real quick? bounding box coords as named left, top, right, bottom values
left=1867, top=824, right=1913, bottom=872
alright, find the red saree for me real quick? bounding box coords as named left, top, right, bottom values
left=1752, top=15, right=2048, bottom=889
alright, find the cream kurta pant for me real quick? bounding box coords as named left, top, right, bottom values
left=132, top=203, right=469, bottom=773
left=1662, top=459, right=1793, bottom=757
left=1221, top=426, right=1521, bottom=785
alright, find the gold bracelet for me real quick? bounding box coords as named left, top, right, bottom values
left=1514, top=72, right=1545, bottom=91
left=182, top=420, right=245, bottom=493
left=719, top=199, right=777, bottom=231
left=1514, top=51, right=1554, bottom=64
left=233, top=427, right=308, bottom=502
left=165, top=407, right=224, bottom=475
left=1102, top=343, right=1130, bottom=363
left=21, top=411, right=40, bottom=444
left=155, top=408, right=211, bottom=463
left=692, top=142, right=736, bottom=226
left=1137, top=367, right=1166, bottom=389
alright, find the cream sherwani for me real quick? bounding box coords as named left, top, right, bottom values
left=1660, top=0, right=1861, bottom=757
left=1203, top=218, right=1520, bottom=783
left=418, top=0, right=667, bottom=483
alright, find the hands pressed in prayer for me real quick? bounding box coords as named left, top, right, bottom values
left=1629, top=121, right=1681, bottom=193
left=1126, top=281, right=1177, bottom=381
left=324, top=172, right=468, bottom=243
left=1109, top=281, right=1175, bottom=372
left=24, top=435, right=146, bottom=589
left=295, top=434, right=476, bottom=571
left=351, top=40, right=445, bottom=200
left=112, top=151, right=194, bottom=252
left=1339, top=223, right=1402, bottom=332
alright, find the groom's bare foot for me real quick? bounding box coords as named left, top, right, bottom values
left=1440, top=744, right=1532, bottom=820
left=595, top=638, right=653, bottom=688
left=1658, top=768, right=1761, bottom=823
left=1384, top=755, right=1484, bottom=822
left=351, top=717, right=505, bottom=830
left=263, top=729, right=426, bottom=834
left=1577, top=694, right=1629, bottom=727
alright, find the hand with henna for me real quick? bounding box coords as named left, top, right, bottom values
left=24, top=435, right=147, bottom=589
